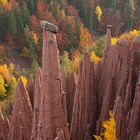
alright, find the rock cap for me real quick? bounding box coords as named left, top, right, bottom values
left=40, top=20, right=59, bottom=33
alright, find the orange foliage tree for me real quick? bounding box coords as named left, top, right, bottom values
left=79, top=24, right=93, bottom=50
left=56, top=33, right=68, bottom=50
left=32, top=31, right=38, bottom=44
left=0, top=0, right=9, bottom=10
left=30, top=15, right=40, bottom=31
left=36, top=0, right=46, bottom=18
left=71, top=50, right=82, bottom=74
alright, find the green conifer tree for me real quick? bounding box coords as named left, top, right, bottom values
left=22, top=2, right=30, bottom=27
left=15, top=4, right=24, bottom=35
left=9, top=9, right=17, bottom=39
left=104, top=0, right=116, bottom=9
left=125, top=0, right=135, bottom=30
left=27, top=0, right=35, bottom=15
left=0, top=6, right=5, bottom=41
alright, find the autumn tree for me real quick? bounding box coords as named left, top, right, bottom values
left=95, top=6, right=102, bottom=22
left=30, top=15, right=40, bottom=31
left=94, top=111, right=117, bottom=140
left=36, top=0, right=46, bottom=18
left=0, top=0, right=9, bottom=9
left=60, top=51, right=72, bottom=73
left=0, top=0, right=7, bottom=7
left=0, top=64, right=17, bottom=101
left=79, top=24, right=93, bottom=49
left=66, top=16, right=74, bottom=39
left=71, top=50, right=82, bottom=74
left=90, top=51, right=100, bottom=64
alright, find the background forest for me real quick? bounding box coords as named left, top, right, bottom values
left=0, top=0, right=140, bottom=110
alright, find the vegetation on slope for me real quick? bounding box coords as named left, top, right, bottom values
left=0, top=0, right=140, bottom=115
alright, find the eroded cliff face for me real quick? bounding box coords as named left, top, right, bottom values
left=1, top=25, right=140, bottom=140
left=95, top=34, right=140, bottom=140
left=26, top=75, right=34, bottom=108
left=36, top=29, right=69, bottom=140
left=0, top=110, right=10, bottom=140
left=70, top=52, right=97, bottom=140
left=61, top=72, right=76, bottom=128
left=31, top=68, right=42, bottom=140
left=8, top=78, right=33, bottom=140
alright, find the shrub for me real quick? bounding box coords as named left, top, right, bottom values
left=90, top=51, right=100, bottom=64
left=0, top=64, right=17, bottom=101
left=94, top=111, right=117, bottom=140
left=60, top=51, right=72, bottom=74
left=111, top=37, right=118, bottom=45
left=20, top=47, right=30, bottom=57
left=87, top=36, right=105, bottom=58
left=71, top=50, right=82, bottom=74
left=119, top=29, right=139, bottom=47
left=111, top=29, right=140, bottom=46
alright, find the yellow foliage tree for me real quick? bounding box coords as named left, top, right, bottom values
left=111, top=30, right=140, bottom=46
left=0, top=64, right=11, bottom=81
left=71, top=50, right=82, bottom=74
left=94, top=136, right=103, bottom=140
left=21, top=47, right=30, bottom=57
left=66, top=16, right=76, bottom=34
left=90, top=51, right=100, bottom=64
left=11, top=76, right=17, bottom=85
left=111, top=38, right=118, bottom=45
left=0, top=0, right=7, bottom=6
left=0, top=75, right=7, bottom=98
left=103, top=112, right=117, bottom=140
left=94, top=111, right=117, bottom=140
left=0, top=64, right=17, bottom=101
left=95, top=6, right=102, bottom=22
left=32, top=31, right=38, bottom=44
left=119, top=29, right=139, bottom=47
left=0, top=0, right=10, bottom=10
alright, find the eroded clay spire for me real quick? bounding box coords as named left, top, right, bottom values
left=9, top=78, right=33, bottom=140
left=104, top=25, right=112, bottom=52
left=36, top=20, right=69, bottom=140
left=70, top=52, right=97, bottom=140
